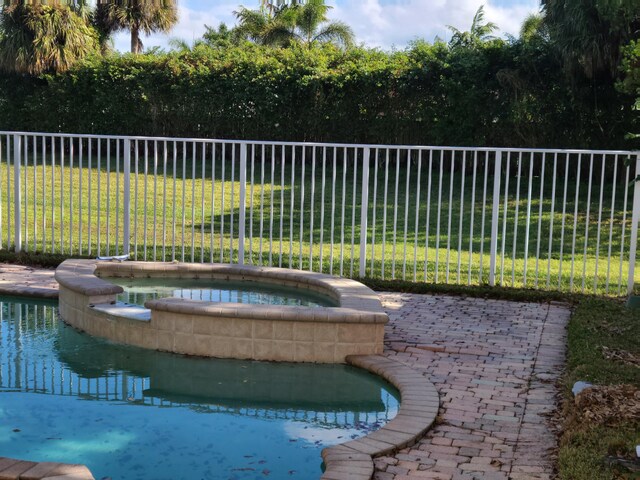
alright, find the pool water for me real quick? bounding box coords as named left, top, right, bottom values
left=0, top=297, right=398, bottom=480
left=106, top=277, right=338, bottom=308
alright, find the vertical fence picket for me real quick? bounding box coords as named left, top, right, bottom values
left=627, top=154, right=640, bottom=294
left=435, top=150, right=443, bottom=283
left=489, top=151, right=502, bottom=287
left=534, top=153, right=545, bottom=288
left=319, top=147, right=326, bottom=273
left=605, top=156, right=618, bottom=293
left=13, top=135, right=21, bottom=252
left=309, top=147, right=316, bottom=272
left=480, top=152, right=489, bottom=283
left=402, top=149, right=411, bottom=280
left=392, top=149, right=400, bottom=279
left=523, top=153, right=534, bottom=286
left=359, top=147, right=370, bottom=278
left=618, top=165, right=631, bottom=295
left=413, top=150, right=422, bottom=282
left=594, top=155, right=606, bottom=293
left=381, top=149, right=389, bottom=279
left=457, top=152, right=466, bottom=284
left=570, top=154, right=582, bottom=291
left=238, top=143, right=247, bottom=265
left=468, top=152, right=477, bottom=284
left=0, top=136, right=3, bottom=250
left=259, top=145, right=266, bottom=266
left=511, top=152, right=523, bottom=287
left=350, top=148, right=358, bottom=278
left=300, top=146, right=306, bottom=270
left=424, top=150, right=433, bottom=282
left=559, top=154, right=570, bottom=289
left=0, top=131, right=636, bottom=295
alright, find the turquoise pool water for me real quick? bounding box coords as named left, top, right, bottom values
left=106, top=277, right=338, bottom=308
left=0, top=297, right=398, bottom=480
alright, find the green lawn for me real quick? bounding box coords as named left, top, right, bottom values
left=0, top=146, right=636, bottom=295
left=559, top=297, right=640, bottom=480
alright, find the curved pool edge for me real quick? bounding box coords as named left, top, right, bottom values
left=321, top=354, right=439, bottom=480
left=0, top=457, right=94, bottom=479
left=55, top=259, right=389, bottom=363
left=0, top=284, right=59, bottom=299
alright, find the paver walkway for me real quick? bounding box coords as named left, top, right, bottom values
left=376, top=293, right=569, bottom=480
left=0, top=264, right=570, bottom=480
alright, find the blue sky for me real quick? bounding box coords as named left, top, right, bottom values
left=113, top=0, right=541, bottom=52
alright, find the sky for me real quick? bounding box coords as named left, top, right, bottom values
left=112, top=0, right=542, bottom=53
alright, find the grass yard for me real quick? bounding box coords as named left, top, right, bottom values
left=0, top=143, right=636, bottom=295
left=558, top=297, right=640, bottom=480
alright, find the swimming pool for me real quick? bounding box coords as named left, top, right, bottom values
left=0, top=297, right=399, bottom=480
left=109, top=277, right=338, bottom=307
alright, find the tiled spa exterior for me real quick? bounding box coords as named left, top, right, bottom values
left=55, top=259, right=389, bottom=363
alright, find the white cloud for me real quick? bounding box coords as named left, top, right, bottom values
left=111, top=0, right=540, bottom=53
left=331, top=0, right=541, bottom=49
left=113, top=2, right=237, bottom=53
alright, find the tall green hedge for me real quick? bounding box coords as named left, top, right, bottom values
left=0, top=41, right=635, bottom=149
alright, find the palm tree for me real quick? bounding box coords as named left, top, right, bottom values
left=96, top=0, right=178, bottom=54
left=233, top=6, right=271, bottom=44
left=447, top=5, right=498, bottom=48
left=260, top=1, right=302, bottom=17
left=290, top=0, right=353, bottom=48
left=235, top=0, right=353, bottom=49
left=0, top=2, right=98, bottom=75
left=541, top=0, right=639, bottom=79
left=519, top=14, right=549, bottom=44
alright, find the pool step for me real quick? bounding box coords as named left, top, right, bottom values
left=0, top=458, right=94, bottom=480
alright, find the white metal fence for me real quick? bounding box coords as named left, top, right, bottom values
left=1, top=131, right=638, bottom=295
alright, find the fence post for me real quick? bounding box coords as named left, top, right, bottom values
left=238, top=143, right=247, bottom=265
left=13, top=134, right=21, bottom=253
left=123, top=138, right=131, bottom=257
left=627, top=153, right=640, bottom=294
left=489, top=151, right=502, bottom=286
left=359, top=147, right=371, bottom=278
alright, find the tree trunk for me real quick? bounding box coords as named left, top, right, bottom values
left=131, top=26, right=140, bottom=54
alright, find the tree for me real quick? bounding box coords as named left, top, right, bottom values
left=619, top=40, right=640, bottom=143
left=519, top=14, right=549, bottom=45
left=0, top=2, right=98, bottom=75
left=96, top=0, right=178, bottom=54
left=541, top=0, right=640, bottom=79
left=234, top=0, right=354, bottom=49
left=447, top=5, right=498, bottom=48
left=201, top=23, right=235, bottom=48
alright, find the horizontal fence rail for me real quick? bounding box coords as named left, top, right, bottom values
left=0, top=131, right=638, bottom=295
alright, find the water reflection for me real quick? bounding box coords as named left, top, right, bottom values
left=0, top=297, right=397, bottom=427
left=0, top=297, right=399, bottom=480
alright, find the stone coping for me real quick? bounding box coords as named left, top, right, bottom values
left=55, top=259, right=388, bottom=325
left=321, top=354, right=439, bottom=480
left=0, top=285, right=58, bottom=299
left=0, top=457, right=94, bottom=480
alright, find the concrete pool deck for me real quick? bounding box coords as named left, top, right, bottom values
left=0, top=263, right=570, bottom=480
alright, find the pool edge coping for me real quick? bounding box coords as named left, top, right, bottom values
left=3, top=264, right=440, bottom=479
left=55, top=259, right=389, bottom=325
left=0, top=285, right=59, bottom=299
left=320, top=354, right=439, bottom=480
left=0, top=457, right=94, bottom=479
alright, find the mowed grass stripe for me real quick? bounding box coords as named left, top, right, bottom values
left=0, top=154, right=635, bottom=295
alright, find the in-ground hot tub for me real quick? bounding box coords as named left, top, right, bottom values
left=55, top=260, right=388, bottom=363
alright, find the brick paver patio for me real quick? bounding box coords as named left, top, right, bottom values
left=0, top=264, right=570, bottom=480
left=376, top=293, right=569, bottom=480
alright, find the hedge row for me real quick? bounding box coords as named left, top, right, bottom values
left=0, top=41, right=636, bottom=149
